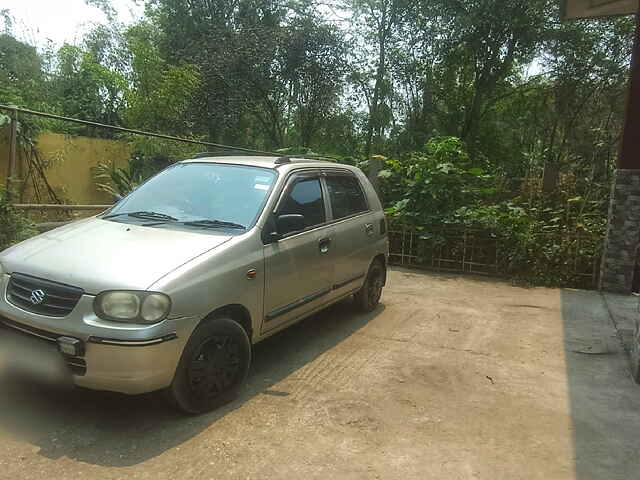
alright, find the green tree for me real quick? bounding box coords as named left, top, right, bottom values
left=51, top=41, right=127, bottom=136
left=347, top=0, right=411, bottom=157
left=123, top=21, right=201, bottom=135
left=0, top=33, right=46, bottom=108
left=149, top=0, right=285, bottom=145
left=282, top=15, right=347, bottom=148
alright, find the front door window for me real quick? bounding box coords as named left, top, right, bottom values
left=278, top=178, right=326, bottom=228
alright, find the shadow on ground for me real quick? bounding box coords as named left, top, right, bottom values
left=561, top=289, right=640, bottom=480
left=0, top=298, right=383, bottom=467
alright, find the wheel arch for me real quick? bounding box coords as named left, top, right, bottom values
left=205, top=304, right=253, bottom=342
left=372, top=253, right=387, bottom=285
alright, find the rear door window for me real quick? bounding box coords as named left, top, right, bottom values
left=279, top=177, right=326, bottom=228
left=326, top=175, right=368, bottom=220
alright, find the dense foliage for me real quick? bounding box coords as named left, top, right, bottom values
left=0, top=0, right=634, bottom=285
left=378, top=137, right=604, bottom=286
left=0, top=185, right=37, bottom=252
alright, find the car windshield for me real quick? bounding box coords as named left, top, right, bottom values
left=105, top=163, right=277, bottom=230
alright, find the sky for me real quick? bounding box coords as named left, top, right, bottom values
left=2, top=0, right=144, bottom=47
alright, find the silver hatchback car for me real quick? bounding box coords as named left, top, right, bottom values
left=0, top=155, right=388, bottom=413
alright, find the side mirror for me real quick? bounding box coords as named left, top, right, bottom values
left=276, top=214, right=305, bottom=236
left=113, top=193, right=123, bottom=202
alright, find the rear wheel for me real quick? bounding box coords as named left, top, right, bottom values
left=354, top=259, right=385, bottom=313
left=631, top=321, right=640, bottom=384
left=165, top=317, right=251, bottom=414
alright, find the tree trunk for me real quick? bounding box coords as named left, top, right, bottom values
left=461, top=36, right=517, bottom=146
left=542, top=162, right=559, bottom=195
left=461, top=87, right=484, bottom=142
left=365, top=10, right=388, bottom=159
left=367, top=155, right=383, bottom=199
left=419, top=75, right=433, bottom=137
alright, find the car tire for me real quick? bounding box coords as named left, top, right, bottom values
left=165, top=317, right=251, bottom=414
left=631, top=320, right=640, bottom=384
left=354, top=259, right=385, bottom=313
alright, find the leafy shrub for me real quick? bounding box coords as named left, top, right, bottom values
left=380, top=136, right=496, bottom=225
left=379, top=136, right=605, bottom=288
left=0, top=185, right=38, bottom=252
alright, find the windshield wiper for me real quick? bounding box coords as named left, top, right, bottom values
left=181, top=219, right=246, bottom=230
left=103, top=211, right=178, bottom=221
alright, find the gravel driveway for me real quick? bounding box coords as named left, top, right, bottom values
left=1, top=267, right=639, bottom=480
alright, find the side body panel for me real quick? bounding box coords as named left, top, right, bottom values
left=329, top=210, right=377, bottom=296
left=148, top=232, right=265, bottom=342
left=325, top=170, right=384, bottom=297
left=262, top=226, right=334, bottom=333
left=355, top=169, right=388, bottom=263
left=254, top=165, right=388, bottom=343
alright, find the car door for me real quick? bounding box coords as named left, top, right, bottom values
left=324, top=171, right=373, bottom=297
left=262, top=171, right=334, bottom=333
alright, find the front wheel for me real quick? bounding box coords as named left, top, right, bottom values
left=354, top=259, right=385, bottom=313
left=165, top=317, right=251, bottom=414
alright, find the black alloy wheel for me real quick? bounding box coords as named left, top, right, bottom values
left=166, top=317, right=251, bottom=414
left=188, top=335, right=242, bottom=400
left=355, top=260, right=385, bottom=313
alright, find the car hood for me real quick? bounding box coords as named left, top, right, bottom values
left=0, top=218, right=232, bottom=294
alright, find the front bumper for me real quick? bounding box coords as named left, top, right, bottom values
left=0, top=273, right=200, bottom=395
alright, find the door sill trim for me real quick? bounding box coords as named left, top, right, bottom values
left=259, top=287, right=359, bottom=338
left=265, top=287, right=332, bottom=322
left=333, top=272, right=365, bottom=290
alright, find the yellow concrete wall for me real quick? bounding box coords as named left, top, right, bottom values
left=0, top=132, right=130, bottom=204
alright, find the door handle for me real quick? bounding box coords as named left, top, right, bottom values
left=365, top=223, right=374, bottom=236
left=319, top=237, right=332, bottom=254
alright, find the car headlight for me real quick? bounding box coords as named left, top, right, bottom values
left=94, top=291, right=171, bottom=324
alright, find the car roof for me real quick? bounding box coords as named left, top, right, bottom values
left=179, top=154, right=357, bottom=172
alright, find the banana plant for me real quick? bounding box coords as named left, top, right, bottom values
left=93, top=161, right=143, bottom=197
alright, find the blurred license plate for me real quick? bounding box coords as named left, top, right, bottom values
left=0, top=328, right=72, bottom=387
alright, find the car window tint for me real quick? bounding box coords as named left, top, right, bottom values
left=326, top=175, right=368, bottom=219
left=279, top=178, right=325, bottom=228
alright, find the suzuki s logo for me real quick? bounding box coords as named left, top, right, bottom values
left=30, top=289, right=46, bottom=305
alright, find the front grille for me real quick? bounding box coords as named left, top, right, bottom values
left=7, top=273, right=84, bottom=317
left=0, top=316, right=87, bottom=376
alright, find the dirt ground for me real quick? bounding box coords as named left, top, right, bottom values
left=1, top=267, right=639, bottom=480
